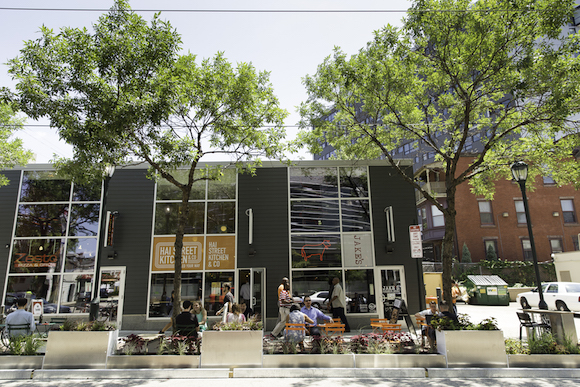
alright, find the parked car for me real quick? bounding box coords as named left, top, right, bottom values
left=309, top=291, right=352, bottom=310
left=516, top=282, right=580, bottom=311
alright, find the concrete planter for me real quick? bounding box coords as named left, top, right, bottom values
left=508, top=354, right=580, bottom=368
left=436, top=330, right=507, bottom=368
left=263, top=354, right=355, bottom=368
left=355, top=353, right=446, bottom=368
left=0, top=355, right=44, bottom=369
left=201, top=330, right=263, bottom=368
left=107, top=355, right=200, bottom=369
left=43, top=330, right=119, bottom=369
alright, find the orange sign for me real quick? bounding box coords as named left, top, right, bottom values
left=205, top=236, right=235, bottom=270
left=152, top=236, right=204, bottom=271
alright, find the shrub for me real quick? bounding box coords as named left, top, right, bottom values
left=7, top=334, right=43, bottom=355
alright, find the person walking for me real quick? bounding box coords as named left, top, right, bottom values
left=328, top=277, right=350, bottom=332
left=270, top=281, right=292, bottom=338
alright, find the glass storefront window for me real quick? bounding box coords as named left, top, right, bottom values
left=341, top=200, right=371, bottom=232
left=291, top=269, right=342, bottom=308
left=207, top=202, right=235, bottom=234
left=5, top=275, right=62, bottom=314
left=149, top=272, right=203, bottom=317
left=154, top=202, right=205, bottom=235
left=291, top=235, right=342, bottom=268
left=339, top=167, right=368, bottom=198
left=345, top=269, right=375, bottom=314
left=68, top=204, right=100, bottom=236
left=290, top=167, right=339, bottom=199
left=65, top=238, right=97, bottom=272
left=20, top=171, right=71, bottom=202
left=10, top=239, right=64, bottom=274
left=156, top=170, right=206, bottom=200
left=204, top=272, right=234, bottom=316
left=60, top=273, right=93, bottom=313
left=72, top=183, right=101, bottom=202
left=291, top=200, right=340, bottom=232
left=16, top=204, right=69, bottom=237
left=207, top=169, right=236, bottom=199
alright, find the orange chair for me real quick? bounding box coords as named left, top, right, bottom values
left=370, top=318, right=391, bottom=333
left=284, top=323, right=307, bottom=342
left=321, top=322, right=345, bottom=337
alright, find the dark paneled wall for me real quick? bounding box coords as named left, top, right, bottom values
left=0, top=171, right=22, bottom=294
left=237, top=167, right=289, bottom=318
left=101, top=169, right=155, bottom=315
left=369, top=166, right=423, bottom=313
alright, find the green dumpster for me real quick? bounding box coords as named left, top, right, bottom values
left=466, top=275, right=510, bottom=306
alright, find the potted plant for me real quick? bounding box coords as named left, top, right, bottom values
left=0, top=334, right=44, bottom=369
left=507, top=333, right=580, bottom=368
left=201, top=317, right=263, bottom=368
left=433, top=315, right=507, bottom=368
left=107, top=333, right=201, bottom=369
left=43, top=319, right=118, bottom=369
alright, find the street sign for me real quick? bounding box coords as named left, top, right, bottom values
left=409, top=225, right=423, bottom=258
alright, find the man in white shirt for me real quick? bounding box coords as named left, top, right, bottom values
left=328, top=277, right=350, bottom=332
left=240, top=280, right=251, bottom=318
left=6, top=298, right=35, bottom=337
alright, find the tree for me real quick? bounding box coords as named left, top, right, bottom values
left=461, top=243, right=471, bottom=264
left=297, top=0, right=580, bottom=305
left=8, top=0, right=288, bottom=321
left=0, top=103, right=33, bottom=186
left=486, top=245, right=498, bottom=261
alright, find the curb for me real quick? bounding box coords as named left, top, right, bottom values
left=233, top=368, right=427, bottom=378
left=33, top=369, right=231, bottom=379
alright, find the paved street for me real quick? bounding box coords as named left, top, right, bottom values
left=3, top=377, right=580, bottom=387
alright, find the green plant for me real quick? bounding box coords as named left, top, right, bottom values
left=431, top=313, right=499, bottom=331
left=121, top=334, right=146, bottom=355
left=8, top=334, right=43, bottom=355
left=505, top=338, right=529, bottom=354
left=461, top=243, right=472, bottom=263
left=528, top=333, right=580, bottom=355
left=59, top=319, right=78, bottom=331
left=212, top=315, right=263, bottom=331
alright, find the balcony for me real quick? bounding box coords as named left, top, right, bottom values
left=415, top=182, right=447, bottom=204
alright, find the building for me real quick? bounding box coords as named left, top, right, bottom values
left=0, top=160, right=424, bottom=330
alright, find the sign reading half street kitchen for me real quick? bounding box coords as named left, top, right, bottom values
left=152, top=235, right=235, bottom=272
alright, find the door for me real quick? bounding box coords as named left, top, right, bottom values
left=238, top=268, right=265, bottom=322
left=98, top=266, right=126, bottom=329
left=374, top=266, right=407, bottom=319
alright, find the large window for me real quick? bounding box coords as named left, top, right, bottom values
left=521, top=239, right=533, bottom=261
left=5, top=171, right=101, bottom=315
left=515, top=200, right=527, bottom=224
left=289, top=167, right=375, bottom=315
left=549, top=238, right=563, bottom=254
left=431, top=205, right=444, bottom=227
left=148, top=168, right=237, bottom=318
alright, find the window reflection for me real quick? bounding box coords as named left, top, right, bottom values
left=72, top=183, right=101, bottom=202
left=20, top=171, right=71, bottom=202
left=154, top=202, right=205, bottom=235
left=68, top=204, right=100, bottom=236
left=291, top=235, right=342, bottom=268
left=204, top=272, right=234, bottom=316
left=61, top=273, right=93, bottom=313
left=339, top=167, right=369, bottom=198
left=10, top=239, right=64, bottom=274
left=207, top=169, right=236, bottom=199
left=290, top=167, right=339, bottom=198
left=65, top=238, right=97, bottom=272
left=5, top=275, right=64, bottom=314
left=345, top=270, right=375, bottom=313
left=207, top=202, right=235, bottom=234
left=341, top=200, right=371, bottom=232
left=16, top=204, right=69, bottom=237
left=291, top=200, right=340, bottom=232
left=156, top=170, right=206, bottom=200
left=149, top=273, right=203, bottom=317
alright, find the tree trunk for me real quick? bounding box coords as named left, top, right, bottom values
left=441, top=187, right=457, bottom=305
left=171, top=190, right=190, bottom=327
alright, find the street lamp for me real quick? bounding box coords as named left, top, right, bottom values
left=510, top=161, right=548, bottom=310
left=90, top=164, right=116, bottom=321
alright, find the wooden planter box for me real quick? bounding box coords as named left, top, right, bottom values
left=200, top=330, right=263, bottom=368
left=436, top=330, right=507, bottom=368
left=43, top=330, right=119, bottom=369
left=355, top=353, right=446, bottom=368
left=508, top=354, right=580, bottom=368
left=107, top=355, right=200, bottom=369
left=263, top=354, right=354, bottom=368
left=0, top=355, right=44, bottom=369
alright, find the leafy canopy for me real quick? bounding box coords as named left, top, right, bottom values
left=0, top=103, right=34, bottom=186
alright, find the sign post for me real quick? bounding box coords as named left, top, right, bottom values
left=409, top=225, right=423, bottom=258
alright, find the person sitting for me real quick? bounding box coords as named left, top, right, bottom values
left=285, top=304, right=314, bottom=345
left=174, top=300, right=199, bottom=338
left=438, top=300, right=459, bottom=323
left=300, top=295, right=333, bottom=336
left=415, top=301, right=437, bottom=350
left=192, top=301, right=208, bottom=332
left=226, top=303, right=246, bottom=323
left=6, top=298, right=35, bottom=337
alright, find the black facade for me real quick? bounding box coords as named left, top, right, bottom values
left=0, top=161, right=422, bottom=330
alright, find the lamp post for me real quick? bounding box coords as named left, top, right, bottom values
left=510, top=161, right=548, bottom=310
left=90, top=164, right=116, bottom=321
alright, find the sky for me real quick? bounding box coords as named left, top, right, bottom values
left=0, top=0, right=411, bottom=163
